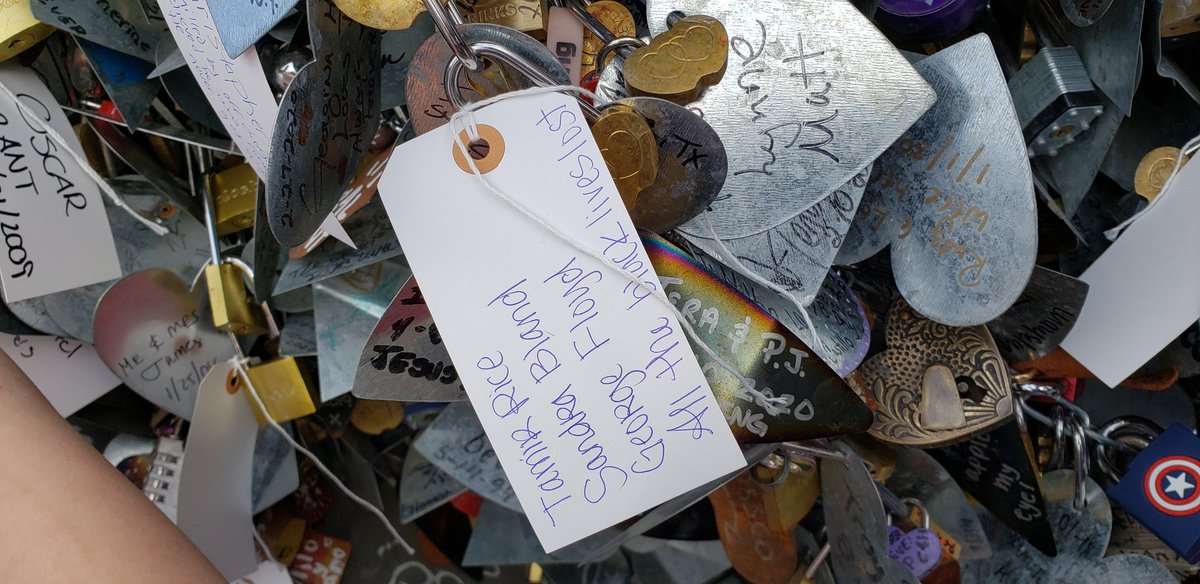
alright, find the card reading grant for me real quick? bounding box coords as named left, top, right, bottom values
left=378, top=93, right=746, bottom=552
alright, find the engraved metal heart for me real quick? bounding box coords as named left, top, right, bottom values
left=93, top=268, right=237, bottom=419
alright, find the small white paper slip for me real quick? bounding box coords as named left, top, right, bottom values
left=378, top=92, right=746, bottom=552
left=546, top=7, right=584, bottom=85
left=231, top=561, right=292, bottom=584
left=176, top=360, right=259, bottom=581
left=0, top=333, right=120, bottom=416
left=157, top=0, right=278, bottom=178
left=0, top=65, right=121, bottom=302
left=1062, top=157, right=1200, bottom=387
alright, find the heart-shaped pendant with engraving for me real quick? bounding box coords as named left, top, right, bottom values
left=860, top=299, right=1014, bottom=447
left=93, top=269, right=237, bottom=419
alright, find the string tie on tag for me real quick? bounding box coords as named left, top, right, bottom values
left=1104, top=132, right=1200, bottom=241
left=231, top=357, right=416, bottom=556
left=447, top=85, right=789, bottom=412
left=0, top=82, right=171, bottom=236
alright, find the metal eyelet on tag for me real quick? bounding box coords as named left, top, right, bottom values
left=451, top=124, right=506, bottom=174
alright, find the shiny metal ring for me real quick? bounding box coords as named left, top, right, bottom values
left=1069, top=416, right=1089, bottom=512
left=424, top=0, right=480, bottom=70
left=1049, top=407, right=1068, bottom=471
left=445, top=40, right=602, bottom=119
left=749, top=450, right=791, bottom=487
left=1094, top=416, right=1161, bottom=486
left=595, top=37, right=645, bottom=77
left=900, top=497, right=931, bottom=530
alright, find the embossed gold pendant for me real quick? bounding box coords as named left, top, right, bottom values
left=860, top=300, right=1015, bottom=447
left=581, top=0, right=637, bottom=77
left=623, top=14, right=728, bottom=104
left=592, top=108, right=659, bottom=209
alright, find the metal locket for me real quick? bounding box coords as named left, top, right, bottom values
left=644, top=0, right=935, bottom=241
left=860, top=299, right=1015, bottom=447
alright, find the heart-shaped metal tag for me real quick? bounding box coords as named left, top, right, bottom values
left=93, top=268, right=237, bottom=419
left=861, top=299, right=1014, bottom=447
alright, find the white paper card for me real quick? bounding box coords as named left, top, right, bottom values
left=1062, top=158, right=1200, bottom=386
left=158, top=0, right=278, bottom=177
left=0, top=65, right=121, bottom=302
left=231, top=561, right=292, bottom=584
left=378, top=93, right=745, bottom=552
left=177, top=360, right=259, bottom=581
left=0, top=333, right=120, bottom=416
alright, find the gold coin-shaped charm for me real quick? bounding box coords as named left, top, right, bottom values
left=333, top=0, right=426, bottom=30
left=581, top=1, right=637, bottom=77
left=623, top=14, right=728, bottom=104
left=592, top=109, right=658, bottom=210
left=1134, top=146, right=1186, bottom=203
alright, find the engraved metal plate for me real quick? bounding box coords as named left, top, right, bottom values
left=988, top=266, right=1088, bottom=363
left=820, top=443, right=920, bottom=584
left=838, top=34, right=1036, bottom=326
left=861, top=299, right=1015, bottom=447
left=986, top=470, right=1175, bottom=582
left=274, top=199, right=404, bottom=295
left=412, top=401, right=523, bottom=512
left=33, top=0, right=161, bottom=61
left=644, top=232, right=872, bottom=443
left=313, top=260, right=409, bottom=402
left=352, top=275, right=466, bottom=403
left=266, top=0, right=382, bottom=248
left=644, top=0, right=935, bottom=239
left=679, top=164, right=870, bottom=303
left=672, top=237, right=870, bottom=377
left=398, top=446, right=466, bottom=524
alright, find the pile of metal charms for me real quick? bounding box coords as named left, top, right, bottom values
left=2, top=0, right=1200, bottom=580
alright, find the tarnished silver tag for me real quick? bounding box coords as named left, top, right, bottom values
left=644, top=0, right=934, bottom=239
left=838, top=34, right=1036, bottom=327
left=412, top=402, right=522, bottom=512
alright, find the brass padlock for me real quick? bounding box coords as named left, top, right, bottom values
left=206, top=163, right=258, bottom=235
left=455, top=0, right=549, bottom=39
left=750, top=452, right=820, bottom=533
left=205, top=261, right=269, bottom=335
left=240, top=355, right=317, bottom=425
left=0, top=0, right=54, bottom=63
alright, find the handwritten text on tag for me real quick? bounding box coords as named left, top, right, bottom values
left=0, top=64, right=121, bottom=302
left=158, top=0, right=278, bottom=177
left=0, top=333, right=120, bottom=416
left=378, top=93, right=745, bottom=552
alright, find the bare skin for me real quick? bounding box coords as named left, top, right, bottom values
left=0, top=350, right=224, bottom=582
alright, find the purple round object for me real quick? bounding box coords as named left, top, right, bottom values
left=876, top=0, right=986, bottom=43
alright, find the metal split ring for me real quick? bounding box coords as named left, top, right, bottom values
left=424, top=0, right=480, bottom=70
left=445, top=38, right=602, bottom=119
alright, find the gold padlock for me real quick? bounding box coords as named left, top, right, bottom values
left=205, top=262, right=269, bottom=335
left=240, top=356, right=317, bottom=425
left=456, top=0, right=548, bottom=39
left=206, top=164, right=259, bottom=235
left=0, top=0, right=54, bottom=62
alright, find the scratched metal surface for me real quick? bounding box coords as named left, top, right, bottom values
left=1059, top=0, right=1144, bottom=118
left=412, top=401, right=523, bottom=512
left=644, top=0, right=934, bottom=239
left=32, top=0, right=163, bottom=61
left=380, top=12, right=435, bottom=110
left=988, top=266, right=1088, bottom=363
left=821, top=443, right=920, bottom=584
left=206, top=0, right=300, bottom=60
left=397, top=446, right=466, bottom=524
left=273, top=199, right=404, bottom=295
left=679, top=164, right=871, bottom=304
left=838, top=34, right=1036, bottom=327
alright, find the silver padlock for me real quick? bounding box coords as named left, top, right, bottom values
left=1007, top=47, right=1104, bottom=158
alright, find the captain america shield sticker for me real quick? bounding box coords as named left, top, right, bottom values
left=1144, top=455, right=1200, bottom=517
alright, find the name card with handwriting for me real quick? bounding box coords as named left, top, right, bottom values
left=378, top=93, right=746, bottom=552
left=0, top=65, right=120, bottom=302
left=0, top=333, right=120, bottom=416
left=158, top=0, right=277, bottom=177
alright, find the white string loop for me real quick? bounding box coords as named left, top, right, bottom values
left=0, top=82, right=171, bottom=236
left=232, top=358, right=416, bottom=556
left=446, top=85, right=788, bottom=412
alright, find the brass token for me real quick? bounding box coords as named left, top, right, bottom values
left=1134, top=146, right=1185, bottom=203
left=623, top=14, right=728, bottom=104
left=591, top=109, right=658, bottom=210
left=333, top=0, right=426, bottom=30
left=455, top=0, right=549, bottom=40
left=581, top=1, right=637, bottom=77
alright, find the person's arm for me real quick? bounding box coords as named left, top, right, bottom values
left=0, top=349, right=225, bottom=582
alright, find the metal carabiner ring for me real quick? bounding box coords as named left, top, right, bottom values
left=564, top=0, right=613, bottom=41
left=424, top=0, right=480, bottom=70
left=595, top=36, right=645, bottom=78
left=445, top=40, right=602, bottom=119
left=1069, top=416, right=1089, bottom=512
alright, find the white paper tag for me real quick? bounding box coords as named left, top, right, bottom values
left=176, top=360, right=259, bottom=581
left=231, top=561, right=292, bottom=584
left=158, top=0, right=278, bottom=177
left=0, top=65, right=121, bottom=302
left=378, top=93, right=745, bottom=552
left=1062, top=158, right=1200, bottom=387
left=0, top=333, right=120, bottom=416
